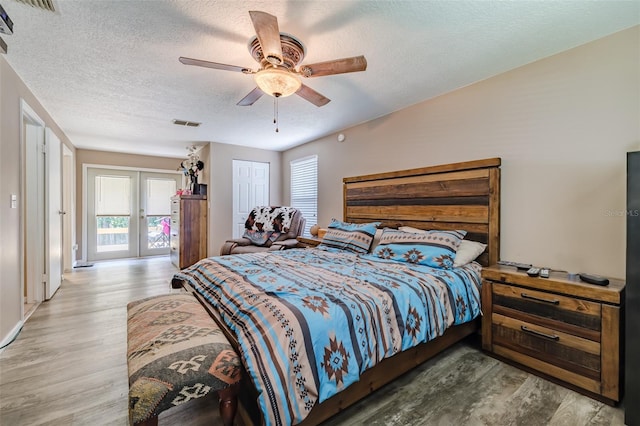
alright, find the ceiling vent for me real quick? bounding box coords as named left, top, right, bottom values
left=172, top=119, right=201, bottom=127
left=13, top=0, right=55, bottom=12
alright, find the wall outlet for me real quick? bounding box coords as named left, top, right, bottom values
left=10, top=194, right=17, bottom=209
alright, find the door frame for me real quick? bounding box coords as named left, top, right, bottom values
left=62, top=144, right=75, bottom=272
left=81, top=164, right=183, bottom=263
left=20, top=99, right=46, bottom=312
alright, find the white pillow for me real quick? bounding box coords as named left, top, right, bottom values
left=398, top=226, right=486, bottom=267
left=398, top=226, right=425, bottom=234
left=453, top=240, right=487, bottom=267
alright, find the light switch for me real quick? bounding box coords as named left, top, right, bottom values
left=10, top=194, right=17, bottom=209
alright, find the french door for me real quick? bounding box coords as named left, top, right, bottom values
left=86, top=168, right=180, bottom=261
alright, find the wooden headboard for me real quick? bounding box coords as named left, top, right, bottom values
left=343, top=158, right=501, bottom=266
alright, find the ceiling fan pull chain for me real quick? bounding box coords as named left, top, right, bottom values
left=274, top=96, right=279, bottom=133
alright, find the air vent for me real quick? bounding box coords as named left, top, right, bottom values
left=172, top=119, right=201, bottom=127
left=13, top=0, right=55, bottom=12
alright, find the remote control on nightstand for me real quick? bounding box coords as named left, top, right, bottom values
left=578, top=273, right=609, bottom=286
left=539, top=268, right=550, bottom=278
left=526, top=267, right=540, bottom=277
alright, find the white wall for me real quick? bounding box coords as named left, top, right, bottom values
left=282, top=26, right=640, bottom=279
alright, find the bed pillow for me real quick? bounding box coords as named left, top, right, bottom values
left=318, top=219, right=381, bottom=254
left=373, top=228, right=466, bottom=269
left=369, top=228, right=385, bottom=253
left=399, top=226, right=486, bottom=267
left=453, top=240, right=487, bottom=267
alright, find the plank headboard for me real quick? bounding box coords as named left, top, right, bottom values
left=343, top=158, right=501, bottom=266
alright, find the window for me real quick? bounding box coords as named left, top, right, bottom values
left=290, top=155, right=318, bottom=237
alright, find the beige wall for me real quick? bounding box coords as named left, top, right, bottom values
left=207, top=142, right=282, bottom=255
left=195, top=144, right=210, bottom=187
left=283, top=26, right=640, bottom=279
left=74, top=149, right=185, bottom=260
left=0, top=56, right=75, bottom=345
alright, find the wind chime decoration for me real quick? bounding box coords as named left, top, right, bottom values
left=178, top=145, right=204, bottom=194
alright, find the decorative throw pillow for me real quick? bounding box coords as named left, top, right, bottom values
left=398, top=226, right=485, bottom=267
left=318, top=219, right=381, bottom=254
left=373, top=228, right=466, bottom=269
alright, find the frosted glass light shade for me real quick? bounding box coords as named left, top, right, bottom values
left=254, top=68, right=301, bottom=98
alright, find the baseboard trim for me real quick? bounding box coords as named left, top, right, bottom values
left=0, top=320, right=24, bottom=352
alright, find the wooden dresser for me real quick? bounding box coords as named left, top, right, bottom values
left=170, top=195, right=207, bottom=269
left=481, top=265, right=625, bottom=404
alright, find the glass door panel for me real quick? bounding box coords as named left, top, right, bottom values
left=87, top=169, right=138, bottom=261
left=139, top=172, right=180, bottom=257
left=97, top=216, right=130, bottom=252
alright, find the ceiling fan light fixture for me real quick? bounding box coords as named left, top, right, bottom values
left=254, top=68, right=301, bottom=98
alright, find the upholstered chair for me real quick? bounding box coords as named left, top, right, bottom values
left=220, top=207, right=306, bottom=255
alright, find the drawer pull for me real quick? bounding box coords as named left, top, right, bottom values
left=520, top=292, right=559, bottom=305
left=521, top=325, right=560, bottom=341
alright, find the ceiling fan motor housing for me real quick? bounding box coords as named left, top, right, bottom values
left=248, top=33, right=306, bottom=71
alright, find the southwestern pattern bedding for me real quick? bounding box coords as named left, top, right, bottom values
left=174, top=247, right=482, bottom=426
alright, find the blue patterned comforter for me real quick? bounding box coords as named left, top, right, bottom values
left=174, top=247, right=482, bottom=426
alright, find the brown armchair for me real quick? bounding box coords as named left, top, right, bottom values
left=220, top=207, right=306, bottom=255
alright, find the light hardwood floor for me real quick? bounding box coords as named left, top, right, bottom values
left=0, top=257, right=625, bottom=425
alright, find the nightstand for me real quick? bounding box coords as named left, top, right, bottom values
left=296, top=236, right=322, bottom=248
left=481, top=265, right=625, bottom=404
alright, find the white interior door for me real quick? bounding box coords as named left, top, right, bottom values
left=252, top=162, right=269, bottom=206
left=45, top=128, right=63, bottom=299
left=232, top=160, right=270, bottom=238
left=139, top=172, right=180, bottom=257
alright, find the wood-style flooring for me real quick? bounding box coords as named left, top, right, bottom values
left=0, top=257, right=625, bottom=425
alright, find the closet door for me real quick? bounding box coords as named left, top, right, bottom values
left=232, top=160, right=270, bottom=238
left=627, top=151, right=640, bottom=426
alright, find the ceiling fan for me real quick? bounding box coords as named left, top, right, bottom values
left=178, top=11, right=367, bottom=108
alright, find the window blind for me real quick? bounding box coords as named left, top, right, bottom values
left=290, top=155, right=318, bottom=237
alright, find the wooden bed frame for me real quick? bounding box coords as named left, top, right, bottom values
left=177, top=157, right=501, bottom=425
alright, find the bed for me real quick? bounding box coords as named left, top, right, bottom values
left=172, top=157, right=501, bottom=425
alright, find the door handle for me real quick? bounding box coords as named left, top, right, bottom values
left=59, top=210, right=66, bottom=215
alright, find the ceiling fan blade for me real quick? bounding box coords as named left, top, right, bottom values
left=300, top=55, right=367, bottom=78
left=249, top=11, right=283, bottom=65
left=179, top=56, right=251, bottom=73
left=296, top=84, right=330, bottom=107
left=237, top=87, right=265, bottom=106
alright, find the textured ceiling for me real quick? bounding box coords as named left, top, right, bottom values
left=2, top=1, right=638, bottom=158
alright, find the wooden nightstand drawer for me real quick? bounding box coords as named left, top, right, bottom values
left=492, top=283, right=601, bottom=341
left=492, top=312, right=601, bottom=380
